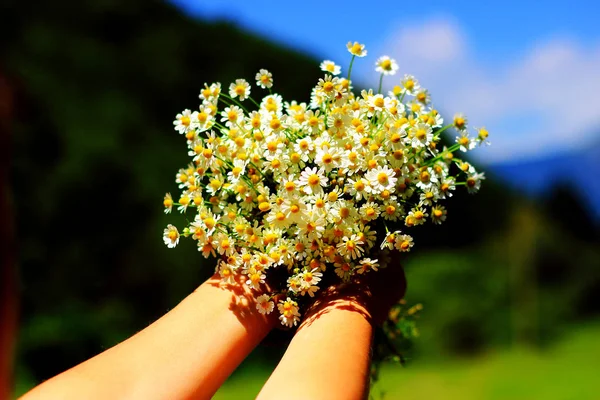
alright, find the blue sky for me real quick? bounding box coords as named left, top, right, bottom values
left=171, top=0, right=600, bottom=164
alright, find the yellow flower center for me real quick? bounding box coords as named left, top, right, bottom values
left=322, top=153, right=333, bottom=164
left=354, top=180, right=365, bottom=191
left=204, top=217, right=216, bottom=229
left=323, top=82, right=335, bottom=93
left=377, top=172, right=389, bottom=185
left=180, top=116, right=190, bottom=126
left=290, top=205, right=300, bottom=214
left=386, top=205, right=395, bottom=215
left=308, top=174, right=320, bottom=186
left=227, top=110, right=238, bottom=122
left=270, top=118, right=281, bottom=130
left=276, top=212, right=286, bottom=221
left=235, top=84, right=246, bottom=96
left=454, top=117, right=465, bottom=129
left=210, top=179, right=222, bottom=190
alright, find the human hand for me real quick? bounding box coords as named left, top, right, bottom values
left=301, top=250, right=407, bottom=327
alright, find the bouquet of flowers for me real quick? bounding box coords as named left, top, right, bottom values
left=162, top=41, right=489, bottom=327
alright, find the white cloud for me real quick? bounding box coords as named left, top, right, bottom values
left=368, top=18, right=600, bottom=163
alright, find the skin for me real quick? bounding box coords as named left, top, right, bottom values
left=21, top=256, right=405, bottom=400
left=21, top=274, right=276, bottom=400
left=258, top=259, right=406, bottom=400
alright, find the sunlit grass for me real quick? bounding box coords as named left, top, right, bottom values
left=214, top=323, right=600, bottom=399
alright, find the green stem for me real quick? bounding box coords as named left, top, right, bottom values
left=434, top=124, right=453, bottom=137
left=220, top=93, right=250, bottom=113
left=347, top=55, right=356, bottom=81
left=378, top=74, right=384, bottom=94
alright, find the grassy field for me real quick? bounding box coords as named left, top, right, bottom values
left=214, top=323, right=600, bottom=399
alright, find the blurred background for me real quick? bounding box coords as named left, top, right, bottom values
left=2, top=0, right=599, bottom=398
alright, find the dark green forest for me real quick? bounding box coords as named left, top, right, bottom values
left=2, top=0, right=599, bottom=397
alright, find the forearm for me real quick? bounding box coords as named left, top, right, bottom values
left=22, top=274, right=274, bottom=400
left=258, top=296, right=373, bottom=400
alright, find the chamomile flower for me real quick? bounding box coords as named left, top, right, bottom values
left=476, top=127, right=490, bottom=146
left=246, top=268, right=267, bottom=290
left=410, top=123, right=434, bottom=148
left=347, top=41, right=367, bottom=57
left=381, top=230, right=401, bottom=250
left=218, top=260, right=237, bottom=285
left=360, top=201, right=381, bottom=222
left=173, top=109, right=192, bottom=134
left=229, top=79, right=251, bottom=101
left=466, top=172, right=485, bottom=194
left=320, top=60, right=341, bottom=75
left=255, top=69, right=273, bottom=89
left=298, top=167, right=328, bottom=195
left=357, top=258, right=379, bottom=274
left=256, top=294, right=275, bottom=315
left=453, top=113, right=468, bottom=131
left=431, top=205, right=448, bottom=224
left=375, top=56, right=398, bottom=75
left=366, top=166, right=397, bottom=194
left=163, top=193, right=173, bottom=214
left=163, top=224, right=180, bottom=248
left=334, top=260, right=353, bottom=280
left=456, top=133, right=476, bottom=152
left=337, top=234, right=364, bottom=260
left=221, top=106, right=244, bottom=128
left=395, top=234, right=414, bottom=252
left=278, top=298, right=301, bottom=327
left=400, top=74, right=420, bottom=96
left=407, top=206, right=428, bottom=226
